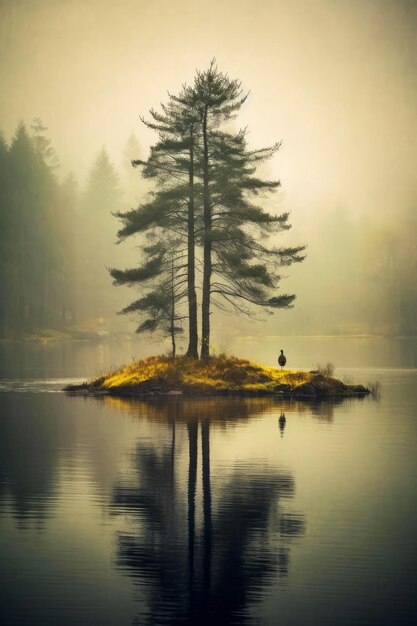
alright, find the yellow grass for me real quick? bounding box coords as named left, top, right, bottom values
left=95, top=354, right=314, bottom=393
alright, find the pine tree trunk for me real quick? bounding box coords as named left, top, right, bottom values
left=171, top=334, right=176, bottom=359
left=186, top=128, right=199, bottom=359
left=170, top=257, right=176, bottom=358
left=201, top=106, right=211, bottom=359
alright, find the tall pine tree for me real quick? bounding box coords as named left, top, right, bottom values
left=112, top=62, right=305, bottom=357
left=114, top=87, right=201, bottom=357
left=193, top=62, right=305, bottom=357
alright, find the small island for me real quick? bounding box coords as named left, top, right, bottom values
left=64, top=354, right=369, bottom=398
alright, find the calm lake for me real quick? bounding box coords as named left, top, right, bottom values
left=0, top=338, right=416, bottom=625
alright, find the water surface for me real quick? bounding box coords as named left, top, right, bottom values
left=0, top=340, right=416, bottom=625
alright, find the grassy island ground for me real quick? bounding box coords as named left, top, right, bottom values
left=65, top=354, right=369, bottom=398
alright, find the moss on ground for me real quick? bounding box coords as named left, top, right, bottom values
left=94, top=354, right=313, bottom=393
left=62, top=354, right=368, bottom=397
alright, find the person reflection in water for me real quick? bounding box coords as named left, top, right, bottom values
left=111, top=401, right=305, bottom=626
left=278, top=411, right=286, bottom=438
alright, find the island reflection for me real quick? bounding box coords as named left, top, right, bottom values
left=110, top=397, right=307, bottom=625
left=101, top=393, right=349, bottom=424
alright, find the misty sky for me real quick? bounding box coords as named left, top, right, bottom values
left=1, top=0, right=415, bottom=221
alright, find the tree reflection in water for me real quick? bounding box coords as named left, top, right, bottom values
left=111, top=398, right=305, bottom=625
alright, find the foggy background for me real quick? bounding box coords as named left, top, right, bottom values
left=0, top=0, right=416, bottom=351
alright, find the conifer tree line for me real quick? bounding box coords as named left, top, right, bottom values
left=110, top=62, right=306, bottom=358
left=0, top=121, right=140, bottom=337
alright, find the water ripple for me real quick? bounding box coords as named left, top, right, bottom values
left=0, top=378, right=85, bottom=393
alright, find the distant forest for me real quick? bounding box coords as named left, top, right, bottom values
left=0, top=116, right=416, bottom=341
left=0, top=120, right=141, bottom=339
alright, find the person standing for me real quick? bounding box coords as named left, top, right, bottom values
left=278, top=349, right=287, bottom=369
